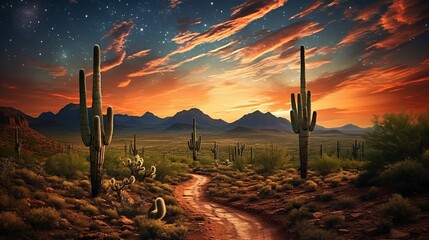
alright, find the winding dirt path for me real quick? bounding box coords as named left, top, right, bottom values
left=174, top=174, right=284, bottom=240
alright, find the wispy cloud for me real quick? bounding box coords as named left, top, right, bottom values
left=117, top=79, right=131, bottom=88
left=169, top=0, right=183, bottom=9
left=126, top=49, right=150, bottom=60
left=28, top=61, right=67, bottom=77
left=289, top=0, right=323, bottom=20
left=103, top=20, right=134, bottom=54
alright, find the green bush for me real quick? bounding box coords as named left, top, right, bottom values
left=380, top=194, right=420, bottom=224
left=104, top=150, right=128, bottom=178
left=135, top=215, right=187, bottom=240
left=319, top=191, right=334, bottom=202
left=254, top=145, right=288, bottom=174
left=285, top=196, right=307, bottom=212
left=232, top=156, right=246, bottom=172
left=378, top=160, right=429, bottom=195
left=310, top=154, right=340, bottom=175
left=321, top=215, right=342, bottom=228
left=295, top=221, right=338, bottom=240
left=144, top=153, right=189, bottom=180
left=333, top=196, right=357, bottom=210
left=365, top=111, right=429, bottom=170
left=45, top=153, right=88, bottom=179
left=288, top=206, right=311, bottom=225
left=26, top=207, right=60, bottom=230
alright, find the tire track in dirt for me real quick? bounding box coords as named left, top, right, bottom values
left=175, top=174, right=284, bottom=240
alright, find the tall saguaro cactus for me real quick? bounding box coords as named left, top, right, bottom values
left=352, top=139, right=361, bottom=160
left=211, top=141, right=219, bottom=160
left=14, top=128, right=22, bottom=156
left=290, top=46, right=317, bottom=179
left=79, top=45, right=114, bottom=197
left=187, top=118, right=201, bottom=161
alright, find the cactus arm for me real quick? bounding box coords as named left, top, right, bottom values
left=309, top=111, right=317, bottom=131
left=290, top=110, right=300, bottom=134
left=94, top=116, right=102, bottom=151
left=104, top=106, right=114, bottom=145
left=197, top=136, right=202, bottom=151
left=148, top=197, right=166, bottom=220
left=307, top=91, right=312, bottom=122
left=79, top=69, right=91, bottom=146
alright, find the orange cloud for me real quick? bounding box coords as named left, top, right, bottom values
left=236, top=21, right=324, bottom=63
left=173, top=0, right=287, bottom=54
left=337, top=23, right=378, bottom=46
left=103, top=20, right=134, bottom=54
left=353, top=1, right=387, bottom=21
left=85, top=51, right=126, bottom=76
left=28, top=61, right=67, bottom=77
left=117, top=79, right=131, bottom=88
left=380, top=0, right=428, bottom=33
left=169, top=0, right=182, bottom=9
left=126, top=49, right=150, bottom=60
left=289, top=0, right=323, bottom=20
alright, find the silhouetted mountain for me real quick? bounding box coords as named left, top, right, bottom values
left=159, top=108, right=228, bottom=130
left=164, top=123, right=192, bottom=131
left=230, top=110, right=292, bottom=132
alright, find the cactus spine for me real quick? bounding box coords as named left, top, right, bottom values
left=148, top=197, right=167, bottom=220
left=79, top=45, right=114, bottom=197
left=352, top=139, right=361, bottom=160
left=187, top=118, right=201, bottom=161
left=211, top=141, right=219, bottom=160
left=336, top=140, right=341, bottom=159
left=290, top=46, right=317, bottom=179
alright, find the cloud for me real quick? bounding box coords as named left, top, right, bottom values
left=337, top=22, right=378, bottom=46
left=353, top=1, right=387, bottom=21
left=126, top=49, right=150, bottom=60
left=85, top=51, right=126, bottom=76
left=172, top=0, right=287, bottom=54
left=177, top=17, right=201, bottom=32
left=169, top=0, right=183, bottom=9
left=28, top=61, right=67, bottom=77
left=117, top=79, right=131, bottom=88
left=235, top=21, right=324, bottom=64
left=289, top=0, right=323, bottom=20
left=103, top=20, right=134, bottom=54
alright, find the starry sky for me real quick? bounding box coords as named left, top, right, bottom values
left=0, top=0, right=428, bottom=127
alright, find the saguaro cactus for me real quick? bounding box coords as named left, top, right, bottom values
left=361, top=141, right=365, bottom=158
left=14, top=128, right=22, bottom=156
left=79, top=44, right=114, bottom=197
left=132, top=134, right=138, bottom=156
left=187, top=118, right=201, bottom=161
left=336, top=140, right=341, bottom=159
left=211, top=141, right=219, bottom=160
left=352, top=139, right=361, bottom=160
left=320, top=144, right=323, bottom=158
left=237, top=142, right=245, bottom=157
left=290, top=46, right=317, bottom=179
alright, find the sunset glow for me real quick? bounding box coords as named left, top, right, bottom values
left=1, top=0, right=428, bottom=127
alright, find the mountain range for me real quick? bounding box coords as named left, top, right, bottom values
left=14, top=103, right=369, bottom=135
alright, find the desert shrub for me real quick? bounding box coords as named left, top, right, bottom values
left=104, top=150, right=128, bottom=178
left=377, top=218, right=393, bottom=234
left=232, top=156, right=246, bottom=172
left=380, top=194, right=420, bottom=224
left=89, top=222, right=102, bottom=231
left=304, top=180, right=318, bottom=192
left=80, top=203, right=99, bottom=216
left=48, top=195, right=66, bottom=209
left=333, top=196, right=357, bottom=210
left=45, top=153, right=88, bottom=179
left=258, top=185, right=273, bottom=197
left=104, top=208, right=120, bottom=220
left=288, top=206, right=311, bottom=225
left=378, top=160, right=429, bottom=195
left=164, top=205, right=184, bottom=222
left=10, top=185, right=31, bottom=199
left=144, top=153, right=189, bottom=180
left=197, top=155, right=213, bottom=165
left=295, top=221, right=338, bottom=240
left=135, top=215, right=187, bottom=240
left=254, top=145, right=288, bottom=174
left=319, top=191, right=334, bottom=202
left=321, top=215, right=342, bottom=228
left=285, top=197, right=308, bottom=212
left=361, top=186, right=378, bottom=201
left=365, top=111, right=429, bottom=170
left=355, top=170, right=378, bottom=187
left=310, top=154, right=341, bottom=175
left=15, top=169, right=45, bottom=188
left=0, top=211, right=29, bottom=234
left=228, top=194, right=242, bottom=202
left=26, top=207, right=60, bottom=230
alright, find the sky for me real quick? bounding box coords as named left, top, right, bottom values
left=0, top=0, right=428, bottom=127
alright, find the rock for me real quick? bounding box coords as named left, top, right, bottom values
left=339, top=229, right=349, bottom=233
left=313, top=212, right=324, bottom=218
left=27, top=198, right=46, bottom=208
left=122, top=224, right=136, bottom=231
left=46, top=187, right=54, bottom=192
left=92, top=215, right=108, bottom=220
left=390, top=229, right=409, bottom=239
left=119, top=216, right=134, bottom=225
left=95, top=219, right=108, bottom=226
left=350, top=213, right=363, bottom=218
left=331, top=211, right=344, bottom=215
left=77, top=232, right=106, bottom=239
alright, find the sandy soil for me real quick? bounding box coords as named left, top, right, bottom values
left=175, top=174, right=284, bottom=240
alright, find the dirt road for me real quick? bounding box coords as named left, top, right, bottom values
left=174, top=174, right=284, bottom=240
